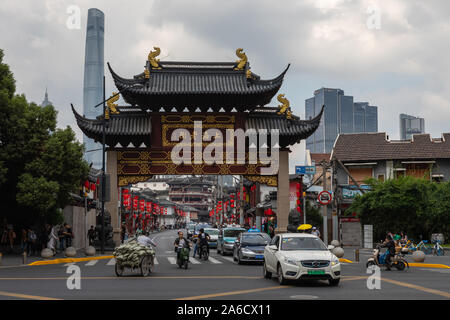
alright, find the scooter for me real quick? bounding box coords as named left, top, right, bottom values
left=176, top=247, right=190, bottom=269
left=366, top=245, right=409, bottom=271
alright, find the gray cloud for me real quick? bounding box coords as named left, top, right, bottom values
left=1, top=0, right=449, bottom=171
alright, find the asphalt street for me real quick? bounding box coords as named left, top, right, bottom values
left=0, top=230, right=449, bottom=300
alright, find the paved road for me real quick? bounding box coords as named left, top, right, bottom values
left=0, top=230, right=449, bottom=300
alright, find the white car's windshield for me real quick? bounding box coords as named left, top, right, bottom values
left=281, top=237, right=328, bottom=251
left=204, top=229, right=219, bottom=235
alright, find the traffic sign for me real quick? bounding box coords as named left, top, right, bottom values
left=295, top=166, right=316, bottom=175
left=318, top=191, right=332, bottom=205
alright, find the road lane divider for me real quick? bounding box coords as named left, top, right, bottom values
left=407, top=263, right=450, bottom=269
left=28, top=255, right=114, bottom=266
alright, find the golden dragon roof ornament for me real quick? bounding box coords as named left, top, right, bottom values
left=277, top=94, right=292, bottom=120
left=105, top=92, right=120, bottom=120
left=234, top=48, right=248, bottom=71
left=148, top=47, right=162, bottom=70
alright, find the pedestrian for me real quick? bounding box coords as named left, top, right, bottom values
left=1, top=226, right=7, bottom=251
left=87, top=225, right=96, bottom=246
left=8, top=227, right=16, bottom=253
left=268, top=224, right=275, bottom=239
left=311, top=227, right=321, bottom=238
left=21, top=229, right=28, bottom=253
left=58, top=226, right=65, bottom=252
left=27, top=229, right=37, bottom=256
left=64, top=224, right=73, bottom=248
left=47, top=225, right=58, bottom=255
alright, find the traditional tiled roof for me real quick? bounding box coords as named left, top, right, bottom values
left=310, top=153, right=331, bottom=163
left=331, top=132, right=450, bottom=162
left=108, top=61, right=289, bottom=112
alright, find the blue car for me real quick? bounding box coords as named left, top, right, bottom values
left=217, top=227, right=246, bottom=255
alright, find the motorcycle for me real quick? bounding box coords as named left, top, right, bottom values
left=199, top=244, right=209, bottom=261
left=366, top=245, right=409, bottom=271
left=176, top=247, right=190, bottom=269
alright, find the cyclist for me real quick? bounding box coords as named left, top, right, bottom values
left=196, top=228, right=210, bottom=259
left=137, top=231, right=157, bottom=248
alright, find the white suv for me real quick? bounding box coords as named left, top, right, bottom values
left=263, top=233, right=341, bottom=286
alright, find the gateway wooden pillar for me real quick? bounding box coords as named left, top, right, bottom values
left=276, top=149, right=290, bottom=233
left=106, top=150, right=121, bottom=246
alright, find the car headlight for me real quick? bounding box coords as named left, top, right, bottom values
left=241, top=248, right=254, bottom=254
left=331, top=257, right=340, bottom=266
left=283, top=257, right=299, bottom=266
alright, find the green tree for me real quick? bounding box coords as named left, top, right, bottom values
left=347, top=176, right=449, bottom=241
left=0, top=49, right=89, bottom=227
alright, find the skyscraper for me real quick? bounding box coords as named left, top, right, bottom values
left=41, top=88, right=52, bottom=107
left=399, top=114, right=425, bottom=140
left=354, top=102, right=378, bottom=133
left=305, top=88, right=378, bottom=153
left=83, top=8, right=104, bottom=169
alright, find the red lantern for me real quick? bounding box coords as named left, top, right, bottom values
left=90, top=183, right=96, bottom=191
left=84, top=180, right=90, bottom=190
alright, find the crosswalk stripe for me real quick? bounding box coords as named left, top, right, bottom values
left=189, top=257, right=201, bottom=264
left=167, top=257, right=177, bottom=264
left=207, top=257, right=222, bottom=264
left=106, top=258, right=116, bottom=266
left=221, top=256, right=234, bottom=263
left=153, top=258, right=159, bottom=265
left=85, top=260, right=98, bottom=266
left=63, top=263, right=75, bottom=266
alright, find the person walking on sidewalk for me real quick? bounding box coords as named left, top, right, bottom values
left=87, top=226, right=96, bottom=246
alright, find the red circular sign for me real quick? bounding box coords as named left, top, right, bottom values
left=318, top=191, right=332, bottom=205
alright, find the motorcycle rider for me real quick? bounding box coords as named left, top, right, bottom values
left=196, top=228, right=210, bottom=258
left=174, top=231, right=190, bottom=261
left=381, top=234, right=396, bottom=270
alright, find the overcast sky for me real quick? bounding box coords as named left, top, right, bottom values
left=1, top=0, right=449, bottom=172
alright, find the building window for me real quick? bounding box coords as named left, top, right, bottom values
left=377, top=174, right=385, bottom=182
left=432, top=175, right=444, bottom=183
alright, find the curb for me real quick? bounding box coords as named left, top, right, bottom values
left=339, top=258, right=354, bottom=263
left=407, top=263, right=450, bottom=269
left=28, top=255, right=114, bottom=266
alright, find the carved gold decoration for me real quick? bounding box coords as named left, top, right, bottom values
left=277, top=94, right=292, bottom=120
left=144, top=67, right=150, bottom=79
left=234, top=48, right=248, bottom=71
left=244, top=175, right=278, bottom=187
left=118, top=175, right=152, bottom=187
left=148, top=47, right=162, bottom=70
left=107, top=92, right=120, bottom=115
left=246, top=69, right=252, bottom=79
left=162, top=123, right=235, bottom=147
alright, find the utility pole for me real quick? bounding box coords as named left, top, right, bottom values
left=321, top=161, right=329, bottom=245
left=239, top=176, right=244, bottom=226
left=101, top=76, right=106, bottom=254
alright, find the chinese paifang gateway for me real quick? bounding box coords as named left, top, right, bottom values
left=72, top=48, right=322, bottom=236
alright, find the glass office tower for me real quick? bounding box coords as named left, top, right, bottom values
left=306, top=88, right=378, bottom=153
left=83, top=8, right=105, bottom=169
left=399, top=114, right=425, bottom=140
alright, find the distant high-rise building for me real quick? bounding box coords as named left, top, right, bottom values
left=353, top=102, right=378, bottom=133
left=399, top=114, right=425, bottom=140
left=83, top=8, right=104, bottom=169
left=41, top=88, right=52, bottom=107
left=306, top=88, right=378, bottom=153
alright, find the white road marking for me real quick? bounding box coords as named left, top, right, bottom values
left=167, top=257, right=177, bottom=264
left=106, top=258, right=116, bottom=266
left=153, top=258, right=159, bottom=265
left=189, top=257, right=201, bottom=264
left=85, top=260, right=98, bottom=266
left=221, top=256, right=234, bottom=263
left=63, top=263, right=75, bottom=266
left=207, top=257, right=222, bottom=264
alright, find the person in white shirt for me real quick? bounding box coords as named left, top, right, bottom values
left=137, top=231, right=157, bottom=248
left=311, top=227, right=321, bottom=238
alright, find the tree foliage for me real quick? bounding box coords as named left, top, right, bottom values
left=348, top=176, right=450, bottom=242
left=0, top=49, right=89, bottom=227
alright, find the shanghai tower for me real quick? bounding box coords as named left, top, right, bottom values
left=83, top=8, right=104, bottom=169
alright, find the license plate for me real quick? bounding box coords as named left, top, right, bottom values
left=308, top=270, right=325, bottom=275
left=255, top=255, right=263, bottom=259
